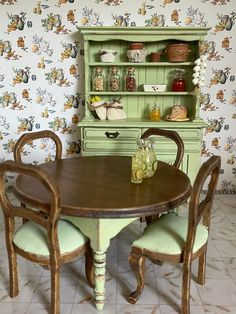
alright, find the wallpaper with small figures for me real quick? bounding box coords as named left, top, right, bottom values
left=0, top=0, right=235, bottom=193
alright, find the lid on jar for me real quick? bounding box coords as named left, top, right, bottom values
left=137, top=138, right=146, bottom=148
left=153, top=102, right=160, bottom=109
left=127, top=67, right=135, bottom=73
left=110, top=66, right=118, bottom=73
left=95, top=67, right=103, bottom=72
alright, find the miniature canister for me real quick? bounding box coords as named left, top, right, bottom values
left=92, top=67, right=104, bottom=91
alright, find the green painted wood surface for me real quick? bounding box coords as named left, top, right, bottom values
left=78, top=26, right=210, bottom=185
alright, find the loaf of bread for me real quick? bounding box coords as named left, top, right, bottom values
left=166, top=105, right=187, bottom=120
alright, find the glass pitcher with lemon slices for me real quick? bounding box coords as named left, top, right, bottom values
left=131, top=139, right=158, bottom=183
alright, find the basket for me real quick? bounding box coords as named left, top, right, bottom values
left=165, top=43, right=191, bottom=62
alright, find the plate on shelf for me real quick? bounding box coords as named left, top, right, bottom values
left=164, top=116, right=190, bottom=122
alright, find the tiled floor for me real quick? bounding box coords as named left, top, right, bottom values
left=0, top=194, right=236, bottom=313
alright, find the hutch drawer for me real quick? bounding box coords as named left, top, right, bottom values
left=83, top=127, right=141, bottom=140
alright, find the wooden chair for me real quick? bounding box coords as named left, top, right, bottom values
left=141, top=127, right=185, bottom=224
left=14, top=130, right=62, bottom=163
left=0, top=160, right=94, bottom=314
left=127, top=155, right=221, bottom=314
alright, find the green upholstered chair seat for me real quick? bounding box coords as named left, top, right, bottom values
left=133, top=213, right=208, bottom=255
left=13, top=219, right=88, bottom=256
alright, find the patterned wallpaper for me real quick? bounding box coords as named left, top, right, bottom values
left=0, top=0, right=235, bottom=193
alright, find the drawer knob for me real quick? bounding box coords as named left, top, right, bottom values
left=105, top=131, right=120, bottom=139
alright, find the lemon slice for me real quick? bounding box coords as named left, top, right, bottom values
left=152, top=160, right=158, bottom=172
left=135, top=169, right=143, bottom=180
left=142, top=162, right=147, bottom=171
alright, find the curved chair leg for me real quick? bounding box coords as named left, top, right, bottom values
left=8, top=250, right=19, bottom=298
left=6, top=218, right=19, bottom=298
left=127, top=251, right=146, bottom=304
left=197, top=247, right=207, bottom=285
left=182, top=259, right=191, bottom=314
left=85, top=246, right=95, bottom=288
left=51, top=266, right=60, bottom=314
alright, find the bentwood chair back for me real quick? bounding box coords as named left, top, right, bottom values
left=141, top=127, right=185, bottom=223
left=14, top=130, right=62, bottom=163
left=0, top=160, right=94, bottom=314
left=13, top=130, right=63, bottom=225
left=141, top=127, right=184, bottom=169
left=127, top=155, right=221, bottom=314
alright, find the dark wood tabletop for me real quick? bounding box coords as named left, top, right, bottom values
left=13, top=156, right=191, bottom=218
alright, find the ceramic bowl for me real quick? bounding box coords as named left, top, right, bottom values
left=99, top=49, right=117, bottom=62
left=127, top=49, right=147, bottom=63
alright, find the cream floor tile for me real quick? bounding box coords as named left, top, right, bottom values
left=160, top=304, right=206, bottom=314
left=117, top=303, right=159, bottom=313
left=222, top=257, right=236, bottom=278
left=0, top=276, right=41, bottom=303
left=197, top=279, right=236, bottom=306
left=192, top=257, right=231, bottom=279
left=210, top=226, right=236, bottom=241
left=71, top=303, right=116, bottom=314
left=31, top=276, right=78, bottom=304
left=225, top=213, right=236, bottom=224
left=206, top=239, right=221, bottom=258
left=27, top=303, right=73, bottom=314
left=212, top=240, right=236, bottom=257
left=155, top=278, right=202, bottom=306
left=154, top=263, right=182, bottom=279
left=105, top=255, right=118, bottom=278
left=213, top=195, right=236, bottom=215
left=107, top=237, right=119, bottom=257
left=204, top=305, right=236, bottom=313
left=210, top=210, right=233, bottom=227
left=0, top=302, right=30, bottom=314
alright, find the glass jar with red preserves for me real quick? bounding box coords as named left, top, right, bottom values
left=171, top=69, right=186, bottom=92
left=126, top=67, right=136, bottom=92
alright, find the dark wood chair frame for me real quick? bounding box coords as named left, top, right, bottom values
left=14, top=130, right=62, bottom=163
left=14, top=130, right=63, bottom=224
left=141, top=127, right=185, bottom=169
left=141, top=127, right=185, bottom=224
left=127, top=155, right=221, bottom=314
left=0, top=160, right=94, bottom=314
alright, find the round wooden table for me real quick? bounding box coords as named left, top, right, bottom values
left=14, top=156, right=191, bottom=310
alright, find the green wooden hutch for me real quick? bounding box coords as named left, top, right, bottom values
left=78, top=26, right=210, bottom=183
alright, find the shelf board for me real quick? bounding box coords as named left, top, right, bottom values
left=89, top=91, right=193, bottom=96
left=79, top=117, right=208, bottom=128
left=89, top=62, right=194, bottom=67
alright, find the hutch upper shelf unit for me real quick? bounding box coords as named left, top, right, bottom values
left=78, top=26, right=210, bottom=183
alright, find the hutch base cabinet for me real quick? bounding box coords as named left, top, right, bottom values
left=79, top=27, right=210, bottom=184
